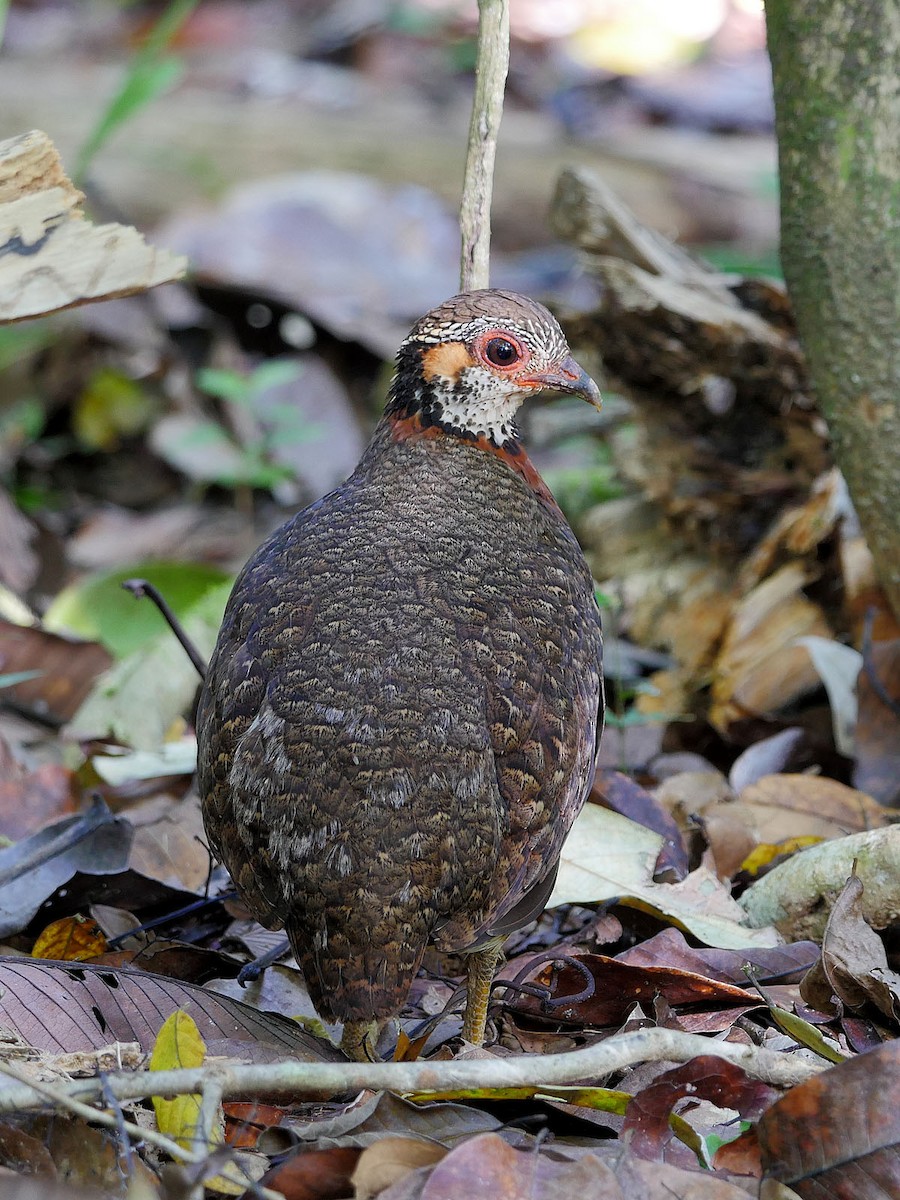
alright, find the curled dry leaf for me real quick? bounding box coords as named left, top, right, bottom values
left=710, top=563, right=832, bottom=733
left=758, top=1040, right=900, bottom=1197
left=739, top=825, right=900, bottom=942
left=801, top=874, right=900, bottom=1023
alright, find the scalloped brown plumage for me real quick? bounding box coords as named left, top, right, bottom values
left=197, top=289, right=604, bottom=1058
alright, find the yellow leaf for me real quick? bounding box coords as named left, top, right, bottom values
left=740, top=836, right=823, bottom=876
left=32, top=915, right=107, bottom=961
left=149, top=1011, right=246, bottom=1194
left=149, top=1010, right=207, bottom=1150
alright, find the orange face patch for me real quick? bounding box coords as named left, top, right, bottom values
left=420, top=341, right=472, bottom=383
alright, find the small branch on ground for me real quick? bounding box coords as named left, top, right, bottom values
left=458, top=0, right=509, bottom=292
left=0, top=1027, right=825, bottom=1119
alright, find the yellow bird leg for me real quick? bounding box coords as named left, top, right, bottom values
left=461, top=938, right=505, bottom=1045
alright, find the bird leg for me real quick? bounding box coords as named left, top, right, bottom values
left=340, top=1019, right=384, bottom=1061
left=461, top=937, right=505, bottom=1045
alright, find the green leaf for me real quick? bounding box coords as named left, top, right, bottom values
left=196, top=367, right=252, bottom=405
left=43, top=562, right=230, bottom=659
left=75, top=0, right=200, bottom=178
left=67, top=581, right=230, bottom=749
left=73, top=368, right=155, bottom=451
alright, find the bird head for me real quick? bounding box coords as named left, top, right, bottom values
left=387, top=289, right=601, bottom=446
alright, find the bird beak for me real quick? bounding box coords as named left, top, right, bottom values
left=520, top=356, right=602, bottom=410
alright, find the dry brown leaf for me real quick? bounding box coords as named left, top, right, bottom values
left=732, top=773, right=888, bottom=840
left=0, top=619, right=112, bottom=724
left=710, top=563, right=832, bottom=731
left=758, top=1040, right=900, bottom=1196
left=0, top=957, right=342, bottom=1060
left=694, top=772, right=887, bottom=881
left=0, top=741, right=79, bottom=841
left=126, top=792, right=211, bottom=894
left=801, top=874, right=900, bottom=1022
left=352, top=1137, right=446, bottom=1200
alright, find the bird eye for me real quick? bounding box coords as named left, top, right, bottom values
left=484, top=337, right=520, bottom=367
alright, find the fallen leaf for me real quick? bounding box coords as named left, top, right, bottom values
left=795, top=636, right=862, bottom=757
left=0, top=1120, right=56, bottom=1179
left=550, top=804, right=780, bottom=949
left=705, top=773, right=889, bottom=877
left=0, top=741, right=79, bottom=840
left=261, top=1146, right=361, bottom=1200
left=710, top=563, right=832, bottom=732
left=728, top=728, right=807, bottom=793
left=758, top=1040, right=900, bottom=1197
left=66, top=583, right=229, bottom=749
left=352, top=1137, right=446, bottom=1200
left=150, top=1010, right=206, bottom=1151
left=31, top=914, right=107, bottom=962
left=801, top=874, right=900, bottom=1023
left=0, top=956, right=342, bottom=1059
left=126, top=791, right=210, bottom=893
left=615, top=928, right=819, bottom=986
left=593, top=770, right=689, bottom=879
left=286, top=1091, right=501, bottom=1148
left=43, top=561, right=230, bottom=660
left=0, top=619, right=112, bottom=723
left=91, top=739, right=198, bottom=785
left=511, top=953, right=757, bottom=1029
left=623, top=1056, right=776, bottom=1169
left=0, top=797, right=133, bottom=938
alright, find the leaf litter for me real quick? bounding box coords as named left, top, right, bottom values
left=0, top=69, right=899, bottom=1200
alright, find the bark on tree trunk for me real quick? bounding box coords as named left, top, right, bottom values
left=765, top=0, right=900, bottom=620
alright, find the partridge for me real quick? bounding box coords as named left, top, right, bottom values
left=197, top=289, right=604, bottom=1059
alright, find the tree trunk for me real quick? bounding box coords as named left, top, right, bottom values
left=765, top=0, right=900, bottom=620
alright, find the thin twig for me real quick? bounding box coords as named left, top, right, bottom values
left=0, top=1027, right=825, bottom=1118
left=121, top=578, right=208, bottom=679
left=0, top=1059, right=204, bottom=1164
left=459, top=0, right=510, bottom=291
left=185, top=1078, right=225, bottom=1200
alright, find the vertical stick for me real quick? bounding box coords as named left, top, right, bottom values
left=458, top=0, right=510, bottom=292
